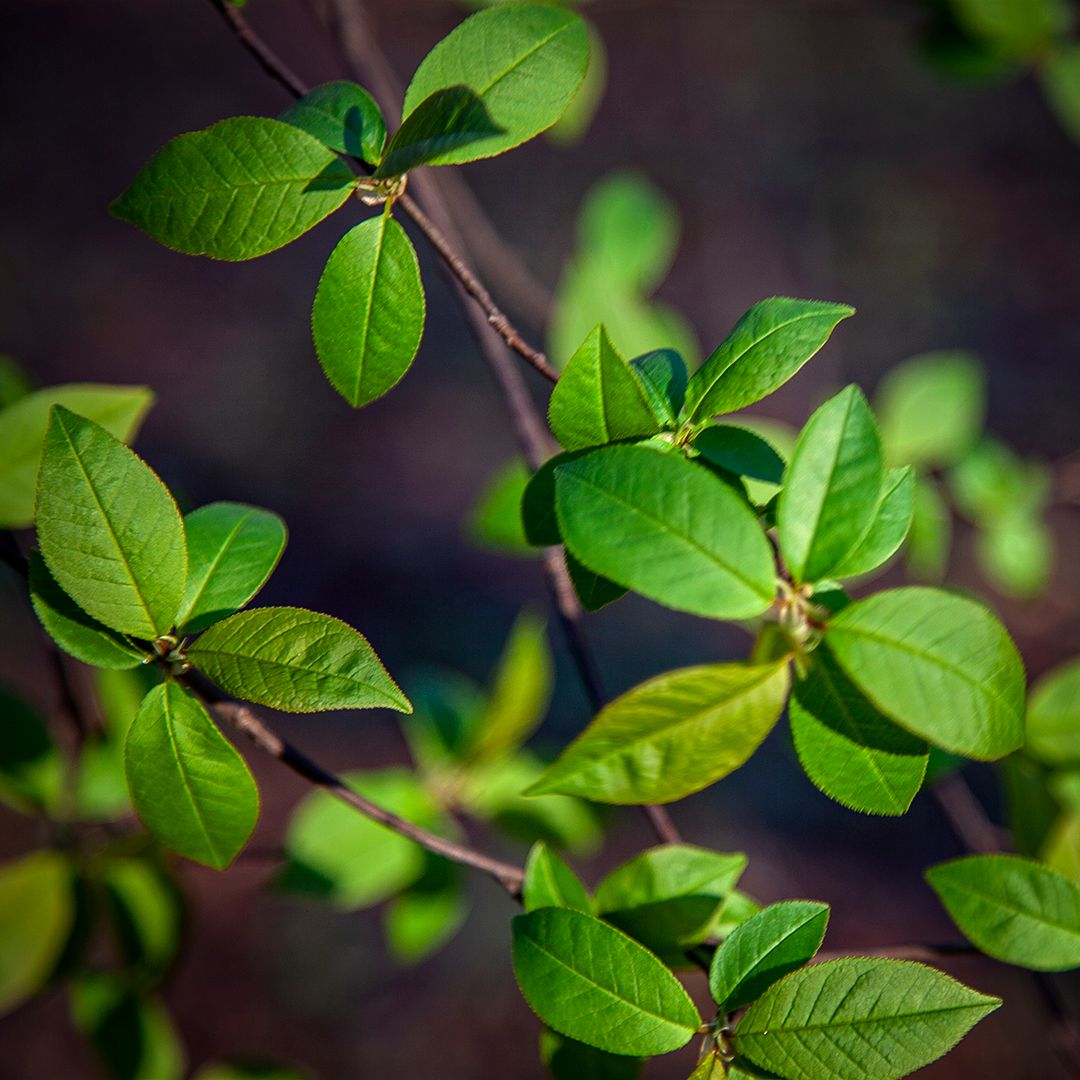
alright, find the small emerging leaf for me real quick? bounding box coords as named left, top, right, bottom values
left=522, top=842, right=591, bottom=913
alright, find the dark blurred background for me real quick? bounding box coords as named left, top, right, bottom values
left=2, top=0, right=1080, bottom=1076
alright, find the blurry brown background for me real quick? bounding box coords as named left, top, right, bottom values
left=2, top=0, right=1080, bottom=1076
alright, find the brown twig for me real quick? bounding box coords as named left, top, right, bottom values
left=932, top=772, right=1007, bottom=856
left=211, top=700, right=525, bottom=896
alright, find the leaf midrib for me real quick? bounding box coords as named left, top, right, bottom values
left=740, top=996, right=993, bottom=1037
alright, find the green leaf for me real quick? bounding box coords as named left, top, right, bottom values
left=521, top=450, right=586, bottom=547
left=529, top=661, right=790, bottom=804
left=70, top=973, right=184, bottom=1080
left=36, top=406, right=186, bottom=640
left=0, top=355, right=31, bottom=408
left=691, top=424, right=785, bottom=486
left=511, top=907, right=700, bottom=1056
left=188, top=606, right=410, bottom=713
left=709, top=901, right=829, bottom=1012
left=682, top=298, right=854, bottom=423
left=827, top=587, right=1025, bottom=759
left=735, top=957, right=999, bottom=1080
left=777, top=386, right=884, bottom=584
left=384, top=855, right=467, bottom=963
left=0, top=384, right=153, bottom=529
left=0, top=687, right=63, bottom=814
left=280, top=768, right=439, bottom=909
left=523, top=842, right=591, bottom=913
left=111, top=117, right=356, bottom=260
left=462, top=752, right=601, bottom=854
left=976, top=510, right=1053, bottom=599
left=565, top=550, right=627, bottom=612
left=540, top=1028, right=643, bottom=1080
left=688, top=1054, right=728, bottom=1079
left=177, top=502, right=287, bottom=633
left=468, top=458, right=532, bottom=554
left=312, top=214, right=426, bottom=408
left=790, top=644, right=928, bottom=816
left=927, top=854, right=1080, bottom=971
left=630, top=349, right=687, bottom=428
left=467, top=611, right=552, bottom=761
left=578, top=172, right=679, bottom=294
left=712, top=890, right=763, bottom=941
left=29, top=552, right=145, bottom=669
left=0, top=851, right=74, bottom=1015
left=875, top=352, right=985, bottom=468
left=948, top=436, right=1050, bottom=523
left=829, top=466, right=915, bottom=579
left=554, top=445, right=776, bottom=620
left=1002, top=753, right=1060, bottom=857
left=375, top=86, right=503, bottom=176
left=400, top=670, right=485, bottom=771
left=952, top=0, right=1071, bottom=58
left=124, top=683, right=259, bottom=869
left=594, top=845, right=746, bottom=963
left=280, top=81, right=386, bottom=164
left=101, top=858, right=183, bottom=987
left=548, top=326, right=660, bottom=451
left=401, top=4, right=589, bottom=163
left=1040, top=44, right=1080, bottom=143
left=1027, top=658, right=1080, bottom=765
left=907, top=476, right=952, bottom=580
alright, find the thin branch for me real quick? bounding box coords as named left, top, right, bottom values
left=932, top=773, right=1007, bottom=856
left=211, top=700, right=525, bottom=896
left=207, top=0, right=307, bottom=98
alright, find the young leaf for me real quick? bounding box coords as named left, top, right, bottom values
left=124, top=683, right=259, bottom=870
left=709, top=901, right=829, bottom=1012
left=375, top=86, right=504, bottom=176
left=735, top=958, right=1000, bottom=1080
left=777, top=385, right=884, bottom=584
left=36, top=407, right=186, bottom=640
left=280, top=81, right=387, bottom=163
left=565, top=551, right=627, bottom=612
left=789, top=644, right=928, bottom=817
left=0, top=851, right=74, bottom=1015
left=554, top=445, right=776, bottom=620
left=926, top=854, right=1080, bottom=972
left=188, top=606, right=410, bottom=713
left=511, top=907, right=700, bottom=1056
left=466, top=611, right=552, bottom=762
left=548, top=326, right=660, bottom=451
left=401, top=4, right=589, bottom=163
left=828, top=466, right=915, bottom=579
left=540, top=1028, right=643, bottom=1080
left=826, top=587, right=1025, bottom=759
left=384, top=856, right=467, bottom=963
left=1027, top=658, right=1080, bottom=766
left=630, top=349, right=687, bottom=427
left=522, top=842, right=591, bottom=913
left=111, top=118, right=356, bottom=260
left=281, top=768, right=439, bottom=909
left=593, top=845, right=746, bottom=963
left=177, top=502, right=287, bottom=633
left=312, top=214, right=426, bottom=408
left=682, top=298, right=854, bottom=423
left=29, top=552, right=145, bottom=670
left=875, top=352, right=984, bottom=468
left=528, top=661, right=790, bottom=804
left=0, top=384, right=154, bottom=529
left=0, top=687, right=63, bottom=814
left=691, top=424, right=786, bottom=486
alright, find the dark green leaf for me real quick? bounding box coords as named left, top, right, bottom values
left=555, top=445, right=776, bottom=619
left=565, top=550, right=627, bottom=611
left=777, top=386, right=884, bottom=584
left=926, top=854, right=1080, bottom=971
left=312, top=213, right=425, bottom=408
left=36, top=407, right=186, bottom=640
left=177, top=502, right=287, bottom=633
left=691, top=424, right=785, bottom=486
left=682, top=298, right=854, bottom=422
left=735, top=957, right=999, bottom=1080
left=709, top=901, right=829, bottom=1012
left=540, top=1028, right=643, bottom=1080
left=522, top=842, right=591, bottom=913
left=0, top=355, right=31, bottom=408
left=124, top=683, right=259, bottom=869
left=0, top=686, right=63, bottom=814
left=630, top=349, right=687, bottom=427
left=529, top=661, right=790, bottom=804
left=512, top=907, right=700, bottom=1056
left=189, top=606, right=410, bottom=713
left=111, top=118, right=355, bottom=260
left=400, top=670, right=485, bottom=771
left=401, top=4, right=589, bottom=163
left=827, top=587, right=1025, bottom=759
left=280, top=81, right=386, bottom=163
left=790, top=644, right=928, bottom=816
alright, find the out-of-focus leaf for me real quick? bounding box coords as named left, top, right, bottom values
left=401, top=670, right=485, bottom=771
left=1028, top=658, right=1080, bottom=765
left=468, top=459, right=532, bottom=554
left=0, top=687, right=63, bottom=814
left=976, top=510, right=1053, bottom=599
left=0, top=355, right=31, bottom=408
left=907, top=475, right=952, bottom=580
left=101, top=859, right=184, bottom=988
left=546, top=18, right=607, bottom=146
left=951, top=0, right=1071, bottom=58
left=948, top=436, right=1050, bottom=523
left=384, top=855, right=467, bottom=964
left=539, top=1028, right=643, bottom=1080
left=1041, top=44, right=1080, bottom=142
